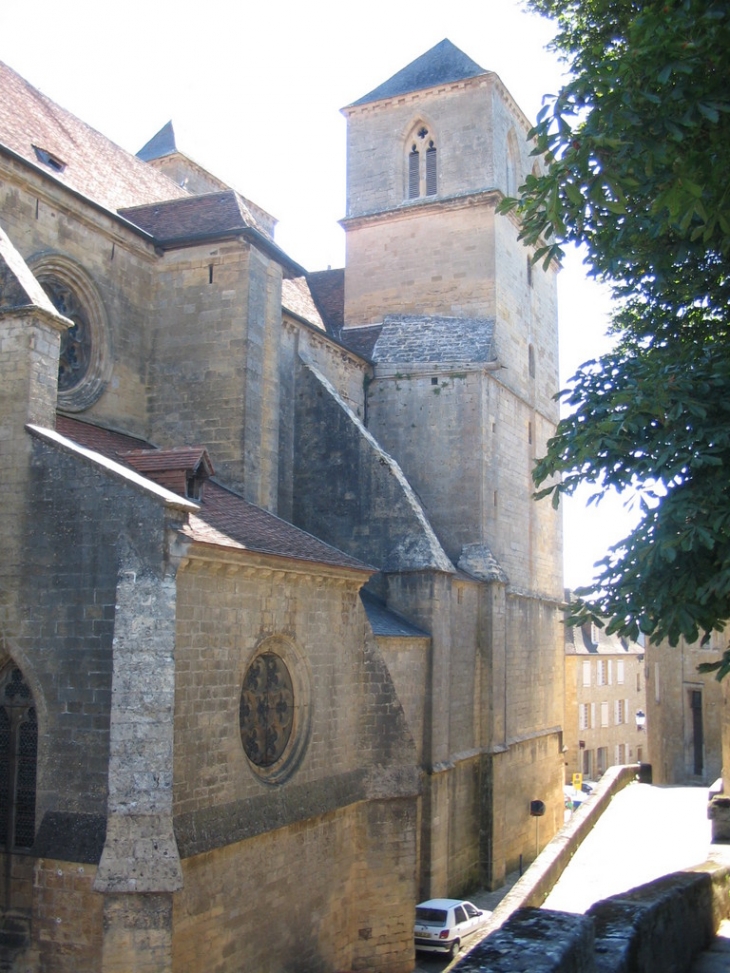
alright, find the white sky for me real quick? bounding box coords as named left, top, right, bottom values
left=1, top=0, right=638, bottom=589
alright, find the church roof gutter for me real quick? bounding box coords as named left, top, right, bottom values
left=151, top=225, right=306, bottom=277
left=0, top=143, right=305, bottom=276
left=0, top=142, right=157, bottom=245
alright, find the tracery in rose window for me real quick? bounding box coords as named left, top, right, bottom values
left=239, top=653, right=294, bottom=768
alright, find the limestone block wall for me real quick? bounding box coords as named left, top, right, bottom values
left=344, top=202, right=497, bottom=326
left=31, top=859, right=103, bottom=973
left=565, top=650, right=647, bottom=783
left=279, top=317, right=370, bottom=521
left=343, top=74, right=532, bottom=219
left=367, top=368, right=562, bottom=595
left=291, top=360, right=452, bottom=574
left=0, top=431, right=188, bottom=971
left=490, top=732, right=564, bottom=882
left=173, top=800, right=418, bottom=973
left=373, top=633, right=430, bottom=765
left=646, top=634, right=724, bottom=785
left=493, top=208, right=559, bottom=421
left=148, top=239, right=282, bottom=510
left=171, top=555, right=420, bottom=972
left=0, top=157, right=159, bottom=434
left=503, top=594, right=564, bottom=745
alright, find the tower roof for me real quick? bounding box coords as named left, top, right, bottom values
left=349, top=39, right=487, bottom=108
left=136, top=121, right=177, bottom=162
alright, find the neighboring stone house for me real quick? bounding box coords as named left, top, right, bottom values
left=0, top=39, right=564, bottom=973
left=645, top=634, right=724, bottom=786
left=564, top=610, right=647, bottom=783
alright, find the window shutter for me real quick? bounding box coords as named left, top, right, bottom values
left=591, top=702, right=596, bottom=729
left=608, top=660, right=613, bottom=685
left=426, top=145, right=437, bottom=195
left=408, top=149, right=420, bottom=198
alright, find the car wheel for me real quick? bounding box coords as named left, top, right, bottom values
left=449, top=939, right=460, bottom=959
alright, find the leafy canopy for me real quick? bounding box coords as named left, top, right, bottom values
left=500, top=0, right=730, bottom=657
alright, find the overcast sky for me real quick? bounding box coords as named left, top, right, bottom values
left=1, top=0, right=639, bottom=589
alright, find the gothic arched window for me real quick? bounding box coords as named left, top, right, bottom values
left=0, top=666, right=38, bottom=851
left=406, top=124, right=438, bottom=200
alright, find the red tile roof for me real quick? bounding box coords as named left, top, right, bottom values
left=119, top=191, right=270, bottom=244
left=282, top=277, right=325, bottom=330
left=55, top=416, right=371, bottom=573
left=0, top=61, right=189, bottom=211
left=306, top=269, right=345, bottom=334
left=121, top=446, right=214, bottom=476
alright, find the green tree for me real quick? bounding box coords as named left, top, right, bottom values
left=500, top=0, right=730, bottom=663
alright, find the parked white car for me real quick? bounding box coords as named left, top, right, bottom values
left=414, top=898, right=491, bottom=958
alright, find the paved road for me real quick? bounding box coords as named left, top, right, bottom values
left=543, top=783, right=712, bottom=914
left=415, top=782, right=715, bottom=972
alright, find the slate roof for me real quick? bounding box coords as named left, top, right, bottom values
left=372, top=315, right=496, bottom=364
left=0, top=61, right=188, bottom=211
left=118, top=192, right=304, bottom=272
left=119, top=191, right=263, bottom=246
left=349, top=39, right=487, bottom=108
left=360, top=590, right=429, bottom=638
left=564, top=619, right=644, bottom=656
left=55, top=416, right=372, bottom=573
left=121, top=446, right=214, bottom=476
left=339, top=325, right=382, bottom=361
left=137, top=121, right=177, bottom=162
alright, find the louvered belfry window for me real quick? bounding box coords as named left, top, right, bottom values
left=426, top=142, right=437, bottom=195
left=408, top=147, right=420, bottom=199
left=0, top=667, right=38, bottom=851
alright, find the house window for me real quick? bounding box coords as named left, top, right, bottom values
left=597, top=660, right=608, bottom=686
left=597, top=746, right=608, bottom=775
left=582, top=749, right=593, bottom=777
left=615, top=699, right=626, bottom=725
left=617, top=660, right=625, bottom=685
left=582, top=660, right=591, bottom=687
left=600, top=702, right=609, bottom=727
left=405, top=124, right=437, bottom=199
left=579, top=703, right=591, bottom=730
left=0, top=666, right=38, bottom=851
left=616, top=743, right=626, bottom=765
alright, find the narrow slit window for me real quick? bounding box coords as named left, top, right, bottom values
left=408, top=147, right=420, bottom=199
left=426, top=142, right=437, bottom=196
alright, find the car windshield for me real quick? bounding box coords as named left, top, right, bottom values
left=416, top=908, right=447, bottom=925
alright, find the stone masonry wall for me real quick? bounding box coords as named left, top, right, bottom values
left=172, top=800, right=418, bottom=973
left=344, top=74, right=532, bottom=218
left=291, top=360, right=451, bottom=574
left=368, top=368, right=562, bottom=595
left=147, top=239, right=283, bottom=511
left=171, top=554, right=420, bottom=971
left=0, top=157, right=158, bottom=436
left=344, top=203, right=497, bottom=326
left=279, top=317, right=370, bottom=522
left=646, top=633, right=724, bottom=785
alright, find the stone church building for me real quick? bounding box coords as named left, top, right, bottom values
left=0, top=39, right=564, bottom=972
